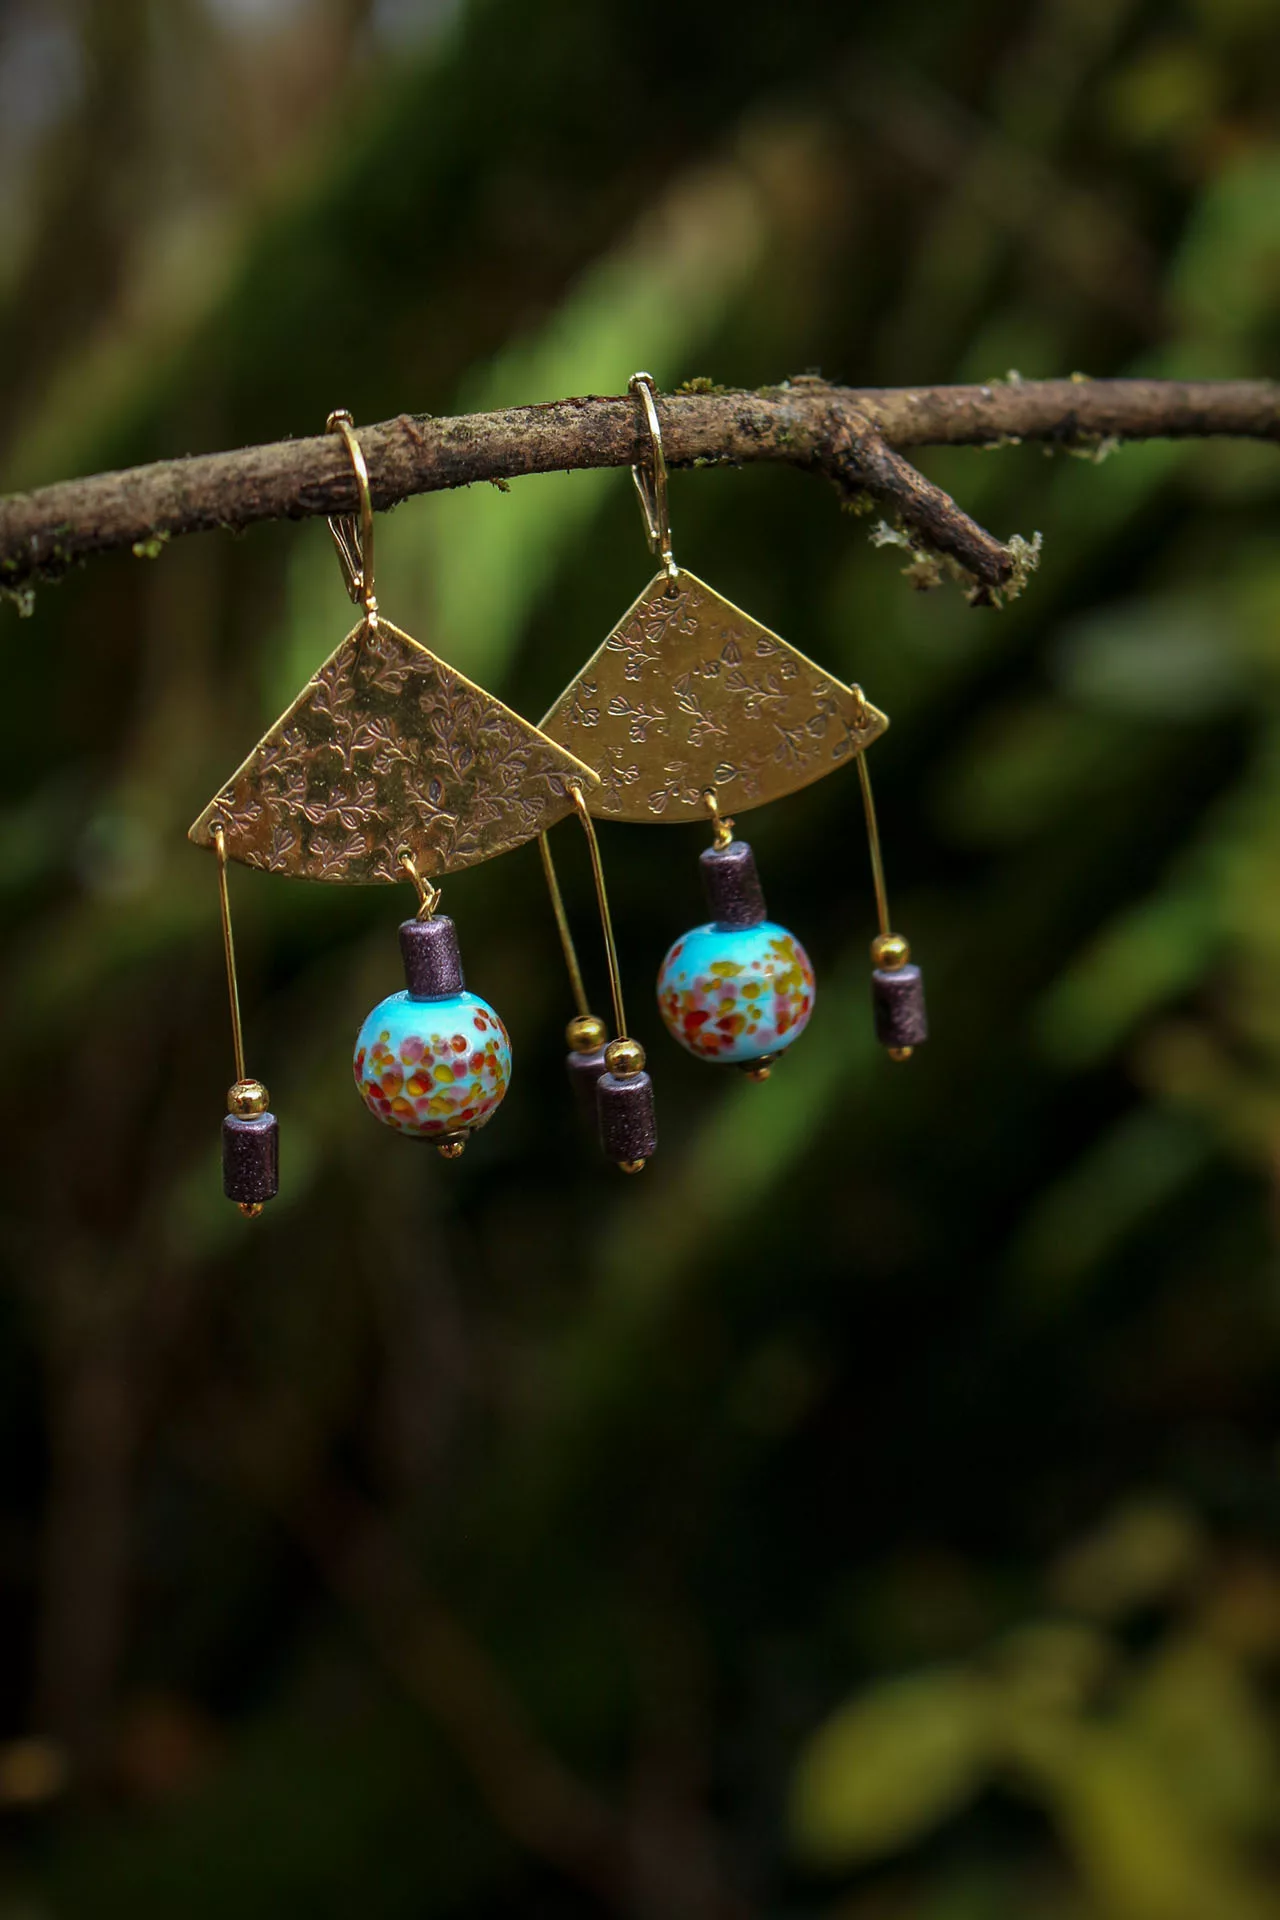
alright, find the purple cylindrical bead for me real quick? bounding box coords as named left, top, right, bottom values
left=872, top=964, right=928, bottom=1049
left=399, top=915, right=465, bottom=1000
left=597, top=1070, right=657, bottom=1165
left=222, top=1111, right=279, bottom=1205
left=700, top=839, right=767, bottom=929
left=566, top=1045, right=610, bottom=1125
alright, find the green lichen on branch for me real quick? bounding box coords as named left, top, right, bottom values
left=869, top=519, right=957, bottom=591
left=1002, top=530, right=1044, bottom=599
left=131, top=531, right=170, bottom=560
left=869, top=519, right=1042, bottom=605
left=1064, top=433, right=1121, bottom=464
left=0, top=582, right=35, bottom=617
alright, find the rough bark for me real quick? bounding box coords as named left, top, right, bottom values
left=1, top=377, right=1276, bottom=601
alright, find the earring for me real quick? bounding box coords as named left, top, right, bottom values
left=540, top=371, right=900, bottom=1080
left=190, top=410, right=597, bottom=1205
left=537, top=791, right=657, bottom=1173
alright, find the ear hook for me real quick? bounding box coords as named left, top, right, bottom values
left=326, top=408, right=378, bottom=625
left=627, top=372, right=677, bottom=582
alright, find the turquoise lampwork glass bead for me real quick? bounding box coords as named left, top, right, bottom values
left=657, top=919, right=815, bottom=1065
left=353, top=990, right=511, bottom=1138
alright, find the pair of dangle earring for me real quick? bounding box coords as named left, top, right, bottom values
left=191, top=410, right=601, bottom=1212
left=538, top=371, right=927, bottom=1089
left=194, top=381, right=926, bottom=1216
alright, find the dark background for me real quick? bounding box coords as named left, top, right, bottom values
left=2, top=1, right=1280, bottom=1914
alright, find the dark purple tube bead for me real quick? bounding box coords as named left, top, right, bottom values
left=700, top=839, right=767, bottom=929
left=597, top=1070, right=657, bottom=1164
left=400, top=915, right=465, bottom=999
left=871, top=964, right=928, bottom=1049
left=222, top=1111, right=279, bottom=1205
left=566, top=1045, right=609, bottom=1124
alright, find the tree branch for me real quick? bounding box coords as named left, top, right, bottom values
left=2, top=377, right=1276, bottom=603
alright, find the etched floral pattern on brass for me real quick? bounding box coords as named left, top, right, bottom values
left=189, top=616, right=599, bottom=881
left=538, top=571, right=887, bottom=822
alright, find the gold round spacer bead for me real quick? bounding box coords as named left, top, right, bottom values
left=566, top=1012, right=608, bottom=1054
left=228, top=1079, right=270, bottom=1118
left=741, top=1053, right=778, bottom=1082
left=605, top=1036, right=646, bottom=1077
left=871, top=932, right=911, bottom=971
left=238, top=1202, right=264, bottom=1219
left=887, top=1045, right=914, bottom=1063
left=437, top=1134, right=467, bottom=1160
left=619, top=1159, right=647, bottom=1175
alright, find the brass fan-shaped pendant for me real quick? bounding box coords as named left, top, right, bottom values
left=538, top=570, right=886, bottom=823
left=190, top=614, right=599, bottom=881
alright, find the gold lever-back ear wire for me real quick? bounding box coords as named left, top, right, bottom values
left=855, top=748, right=915, bottom=1062
left=326, top=409, right=377, bottom=623
left=628, top=372, right=677, bottom=581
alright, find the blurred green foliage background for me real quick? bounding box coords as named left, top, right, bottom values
left=2, top=1, right=1280, bottom=1915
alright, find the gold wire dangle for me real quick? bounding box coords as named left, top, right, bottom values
left=213, top=822, right=247, bottom=1090
left=628, top=372, right=677, bottom=582
left=855, top=750, right=893, bottom=955
left=569, top=785, right=629, bottom=1046
left=539, top=830, right=610, bottom=1069
left=326, top=408, right=378, bottom=626
left=855, top=731, right=926, bottom=1063
left=539, top=832, right=590, bottom=1023
left=211, top=820, right=278, bottom=1216
left=562, top=785, right=656, bottom=1172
